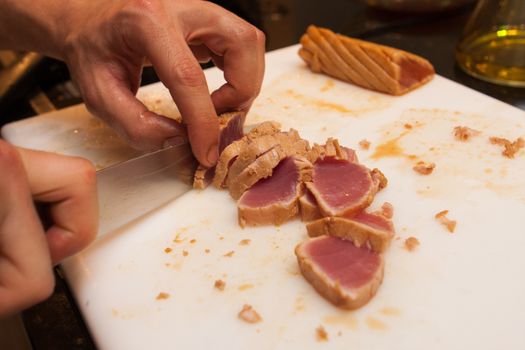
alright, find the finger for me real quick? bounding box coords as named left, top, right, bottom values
left=17, top=148, right=98, bottom=264
left=0, top=141, right=54, bottom=315
left=136, top=30, right=220, bottom=167
left=182, top=2, right=266, bottom=113
left=77, top=62, right=188, bottom=151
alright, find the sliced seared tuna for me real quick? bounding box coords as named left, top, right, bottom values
left=217, top=111, right=246, bottom=154
left=213, top=121, right=281, bottom=188
left=295, top=235, right=384, bottom=310
left=306, top=208, right=394, bottom=253
left=193, top=165, right=216, bottom=189
left=226, top=129, right=310, bottom=188
left=228, top=144, right=288, bottom=199
left=306, top=158, right=375, bottom=217
left=238, top=157, right=312, bottom=227
left=299, top=190, right=322, bottom=222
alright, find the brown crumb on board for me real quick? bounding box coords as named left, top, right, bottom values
left=404, top=123, right=413, bottom=129
left=155, top=292, right=170, bottom=300
left=316, top=325, right=329, bottom=342
left=404, top=237, right=420, bottom=251
left=359, top=139, right=371, bottom=150
left=380, top=202, right=394, bottom=219
left=164, top=247, right=172, bottom=253
left=435, top=210, right=457, bottom=233
left=190, top=239, right=197, bottom=244
left=238, top=304, right=262, bottom=324
left=214, top=279, right=226, bottom=291
left=489, top=136, right=524, bottom=158
left=413, top=161, right=435, bottom=175
left=205, top=248, right=211, bottom=254
left=454, top=126, right=481, bottom=141
left=239, top=239, right=251, bottom=246
left=182, top=250, right=189, bottom=257
left=223, top=251, right=235, bottom=257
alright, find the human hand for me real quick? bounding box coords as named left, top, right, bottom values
left=0, top=141, right=97, bottom=316
left=55, top=0, right=265, bottom=167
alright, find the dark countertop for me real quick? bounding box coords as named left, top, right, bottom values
left=14, top=1, right=525, bottom=349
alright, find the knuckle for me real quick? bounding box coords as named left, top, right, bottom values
left=0, top=140, right=23, bottom=175
left=255, top=28, right=266, bottom=47
left=172, top=57, right=204, bottom=88
left=30, top=271, right=55, bottom=304
left=74, top=157, right=97, bottom=187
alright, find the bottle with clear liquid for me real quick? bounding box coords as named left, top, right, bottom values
left=455, top=0, right=525, bottom=87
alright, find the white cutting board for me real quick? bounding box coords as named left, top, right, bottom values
left=3, top=45, right=525, bottom=350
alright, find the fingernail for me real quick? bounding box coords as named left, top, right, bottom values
left=207, top=144, right=219, bottom=166
left=163, top=136, right=186, bottom=148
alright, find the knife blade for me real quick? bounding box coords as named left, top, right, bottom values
left=96, top=143, right=198, bottom=237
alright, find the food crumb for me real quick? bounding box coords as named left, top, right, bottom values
left=489, top=136, right=524, bottom=158
left=380, top=202, right=394, bottom=219
left=155, top=292, right=170, bottom=300
left=337, top=331, right=342, bottom=337
left=435, top=210, right=457, bottom=233
left=413, top=161, right=435, bottom=175
left=454, top=126, right=481, bottom=141
left=316, top=325, right=329, bottom=342
left=205, top=248, right=210, bottom=254
left=238, top=304, right=262, bottom=324
left=214, top=279, right=225, bottom=291
left=182, top=250, right=189, bottom=257
left=404, top=123, right=413, bottom=129
left=190, top=239, right=196, bottom=244
left=164, top=247, right=172, bottom=253
left=239, top=239, right=251, bottom=246
left=219, top=236, right=225, bottom=240
left=223, top=251, right=235, bottom=257
left=359, top=139, right=371, bottom=150
left=404, top=237, right=420, bottom=251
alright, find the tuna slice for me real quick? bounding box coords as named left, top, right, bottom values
left=299, top=190, right=322, bottom=222
left=228, top=144, right=288, bottom=199
left=238, top=157, right=312, bottom=227
left=226, top=129, right=310, bottom=188
left=217, top=111, right=247, bottom=154
left=193, top=111, right=246, bottom=189
left=306, top=158, right=375, bottom=217
left=295, top=235, right=384, bottom=310
left=213, top=121, right=281, bottom=188
left=306, top=210, right=394, bottom=253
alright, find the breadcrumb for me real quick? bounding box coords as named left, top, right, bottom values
left=223, top=251, right=235, bottom=257
left=214, top=279, right=226, bottom=291
left=164, top=247, right=172, bottom=253
left=155, top=292, right=170, bottom=300
left=190, top=239, right=197, bottom=244
left=413, top=161, right=435, bottom=175
left=489, top=136, right=524, bottom=158
left=404, top=237, right=420, bottom=251
left=371, top=168, right=388, bottom=190
left=380, top=202, right=394, bottom=219
left=435, top=210, right=456, bottom=233
left=182, top=250, right=189, bottom=257
left=239, top=239, right=251, bottom=246
left=359, top=139, right=371, bottom=150
left=404, top=123, right=413, bottom=129
left=238, top=304, right=262, bottom=323
left=205, top=248, right=210, bottom=254
left=454, top=126, right=481, bottom=141
left=316, top=325, right=329, bottom=341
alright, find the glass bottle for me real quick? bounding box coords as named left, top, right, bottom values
left=455, top=0, right=525, bottom=87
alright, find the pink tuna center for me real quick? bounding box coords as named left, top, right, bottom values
left=313, top=159, right=371, bottom=211
left=240, top=157, right=298, bottom=207
left=351, top=211, right=392, bottom=232
left=306, top=236, right=380, bottom=289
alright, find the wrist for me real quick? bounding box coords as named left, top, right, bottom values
left=0, top=0, right=71, bottom=59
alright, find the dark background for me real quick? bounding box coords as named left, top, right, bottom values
left=0, top=0, right=523, bottom=349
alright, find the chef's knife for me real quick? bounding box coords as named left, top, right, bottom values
left=96, top=143, right=198, bottom=237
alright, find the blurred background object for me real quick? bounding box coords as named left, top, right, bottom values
left=359, top=0, right=476, bottom=13
left=456, top=0, right=525, bottom=87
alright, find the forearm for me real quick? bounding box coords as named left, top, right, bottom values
left=0, top=0, right=67, bottom=58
